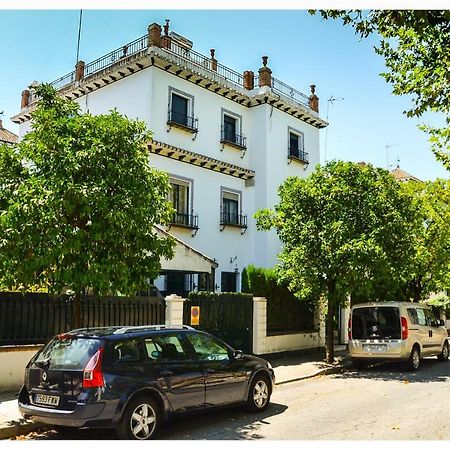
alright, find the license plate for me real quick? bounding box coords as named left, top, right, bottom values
left=364, top=344, right=387, bottom=352
left=35, top=394, right=60, bottom=406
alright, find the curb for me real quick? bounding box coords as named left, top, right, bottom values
left=275, top=364, right=351, bottom=386
left=0, top=420, right=44, bottom=440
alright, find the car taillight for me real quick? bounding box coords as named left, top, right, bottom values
left=348, top=318, right=352, bottom=340
left=401, top=317, right=408, bottom=340
left=82, top=347, right=104, bottom=388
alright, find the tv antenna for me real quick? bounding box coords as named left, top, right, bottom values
left=324, top=95, right=344, bottom=163
left=385, top=143, right=399, bottom=169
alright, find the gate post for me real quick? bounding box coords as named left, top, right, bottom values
left=252, top=297, right=267, bottom=355
left=165, top=294, right=185, bottom=327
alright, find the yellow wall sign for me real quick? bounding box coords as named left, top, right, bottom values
left=191, top=306, right=200, bottom=326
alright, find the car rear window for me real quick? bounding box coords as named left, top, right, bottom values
left=352, top=307, right=401, bottom=340
left=34, top=337, right=102, bottom=370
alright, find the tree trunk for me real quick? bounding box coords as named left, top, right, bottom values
left=325, top=280, right=336, bottom=364
left=73, top=291, right=82, bottom=329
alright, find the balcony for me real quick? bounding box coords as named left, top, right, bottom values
left=167, top=110, right=198, bottom=134
left=170, top=212, right=199, bottom=230
left=220, top=212, right=247, bottom=231
left=220, top=127, right=247, bottom=150
left=288, top=147, right=309, bottom=165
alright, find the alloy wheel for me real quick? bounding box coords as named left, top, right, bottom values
left=412, top=348, right=420, bottom=370
left=129, top=403, right=156, bottom=440
left=253, top=380, right=269, bottom=408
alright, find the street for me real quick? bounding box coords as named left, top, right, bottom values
left=14, top=357, right=450, bottom=440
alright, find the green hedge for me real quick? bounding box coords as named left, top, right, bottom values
left=188, top=291, right=253, bottom=302
left=242, top=265, right=316, bottom=333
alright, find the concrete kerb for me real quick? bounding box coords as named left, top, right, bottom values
left=0, top=420, right=45, bottom=440
left=274, top=364, right=349, bottom=386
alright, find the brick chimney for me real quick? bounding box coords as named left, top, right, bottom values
left=258, top=56, right=272, bottom=88
left=210, top=49, right=217, bottom=72
left=75, top=60, right=85, bottom=82
left=161, top=19, right=172, bottom=49
left=148, top=22, right=162, bottom=47
left=243, top=71, right=254, bottom=90
left=21, top=89, right=30, bottom=109
left=308, top=84, right=319, bottom=113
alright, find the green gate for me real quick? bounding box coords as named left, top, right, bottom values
left=183, top=293, right=253, bottom=354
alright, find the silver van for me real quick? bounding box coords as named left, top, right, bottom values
left=348, top=302, right=449, bottom=370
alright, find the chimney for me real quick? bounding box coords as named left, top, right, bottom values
left=21, top=89, right=30, bottom=109
left=148, top=22, right=162, bottom=47
left=258, top=56, right=272, bottom=88
left=75, top=60, right=85, bottom=82
left=161, top=19, right=172, bottom=49
left=243, top=71, right=254, bottom=90
left=210, top=49, right=217, bottom=72
left=308, top=84, right=319, bottom=113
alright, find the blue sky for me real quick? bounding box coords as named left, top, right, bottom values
left=0, top=8, right=448, bottom=180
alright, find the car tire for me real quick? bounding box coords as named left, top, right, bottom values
left=407, top=346, right=420, bottom=371
left=245, top=374, right=271, bottom=412
left=117, top=396, right=160, bottom=440
left=437, top=341, right=449, bottom=361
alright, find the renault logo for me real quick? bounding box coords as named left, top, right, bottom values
left=42, top=372, right=47, bottom=382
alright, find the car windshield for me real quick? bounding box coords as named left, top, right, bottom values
left=34, top=337, right=102, bottom=370
left=352, top=307, right=401, bottom=340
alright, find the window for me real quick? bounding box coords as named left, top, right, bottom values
left=288, top=128, right=308, bottom=163
left=222, top=191, right=239, bottom=225
left=168, top=178, right=198, bottom=229
left=221, top=271, right=237, bottom=293
left=223, top=115, right=237, bottom=142
left=187, top=333, right=229, bottom=361
left=220, top=109, right=246, bottom=149
left=111, top=339, right=141, bottom=363
left=167, top=88, right=197, bottom=132
left=144, top=335, right=188, bottom=361
left=416, top=309, right=427, bottom=326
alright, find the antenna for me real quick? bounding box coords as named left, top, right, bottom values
left=75, top=10, right=83, bottom=64
left=385, top=143, right=399, bottom=169
left=324, top=95, right=344, bottom=163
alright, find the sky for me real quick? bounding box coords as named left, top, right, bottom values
left=0, top=7, right=448, bottom=181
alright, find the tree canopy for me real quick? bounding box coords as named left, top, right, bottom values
left=311, top=10, right=450, bottom=169
left=255, top=161, right=419, bottom=362
left=0, top=84, right=174, bottom=301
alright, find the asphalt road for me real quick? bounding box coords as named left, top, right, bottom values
left=14, top=357, right=450, bottom=440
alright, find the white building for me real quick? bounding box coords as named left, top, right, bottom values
left=12, top=21, right=327, bottom=297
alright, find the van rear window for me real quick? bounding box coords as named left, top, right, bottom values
left=352, top=307, right=401, bottom=340
left=34, top=337, right=102, bottom=370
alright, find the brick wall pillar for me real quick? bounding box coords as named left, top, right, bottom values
left=308, top=84, right=319, bottom=113
left=252, top=297, right=267, bottom=355
left=165, top=294, right=185, bottom=327
left=75, top=60, right=85, bottom=82
left=258, top=56, right=272, bottom=87
left=148, top=23, right=162, bottom=47
left=21, top=89, right=30, bottom=109
left=243, top=71, right=254, bottom=90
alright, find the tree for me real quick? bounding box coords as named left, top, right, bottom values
left=402, top=178, right=450, bottom=301
left=255, top=161, right=418, bottom=363
left=0, top=84, right=175, bottom=326
left=310, top=10, right=450, bottom=169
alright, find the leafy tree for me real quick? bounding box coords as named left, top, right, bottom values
left=0, top=84, right=174, bottom=326
left=255, top=161, right=418, bottom=363
left=310, top=10, right=450, bottom=169
left=402, top=179, right=450, bottom=301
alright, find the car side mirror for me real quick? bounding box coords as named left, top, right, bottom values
left=233, top=350, right=244, bottom=360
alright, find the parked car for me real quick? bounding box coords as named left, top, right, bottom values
left=18, top=325, right=274, bottom=439
left=348, top=301, right=449, bottom=371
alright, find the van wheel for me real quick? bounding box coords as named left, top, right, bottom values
left=246, top=374, right=271, bottom=412
left=407, top=346, right=420, bottom=371
left=117, top=396, right=160, bottom=440
left=438, top=341, right=449, bottom=361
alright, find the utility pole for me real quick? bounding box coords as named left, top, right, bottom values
left=75, top=10, right=83, bottom=65
left=324, top=95, right=344, bottom=163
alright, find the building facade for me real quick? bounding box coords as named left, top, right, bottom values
left=12, top=21, right=327, bottom=296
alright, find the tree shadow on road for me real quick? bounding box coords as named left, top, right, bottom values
left=18, top=402, right=288, bottom=440
left=334, top=358, right=450, bottom=384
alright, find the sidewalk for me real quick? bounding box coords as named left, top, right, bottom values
left=0, top=345, right=350, bottom=440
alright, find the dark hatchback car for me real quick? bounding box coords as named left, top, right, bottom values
left=18, top=325, right=275, bottom=439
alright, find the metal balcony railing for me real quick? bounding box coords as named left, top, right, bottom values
left=220, top=127, right=247, bottom=149
left=170, top=212, right=199, bottom=229
left=272, top=77, right=311, bottom=110
left=220, top=212, right=247, bottom=228
left=288, top=147, right=309, bottom=163
left=167, top=110, right=198, bottom=132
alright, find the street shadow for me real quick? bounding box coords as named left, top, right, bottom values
left=334, top=358, right=450, bottom=383
left=16, top=402, right=288, bottom=440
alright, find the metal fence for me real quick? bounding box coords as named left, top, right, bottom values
left=0, top=292, right=165, bottom=346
